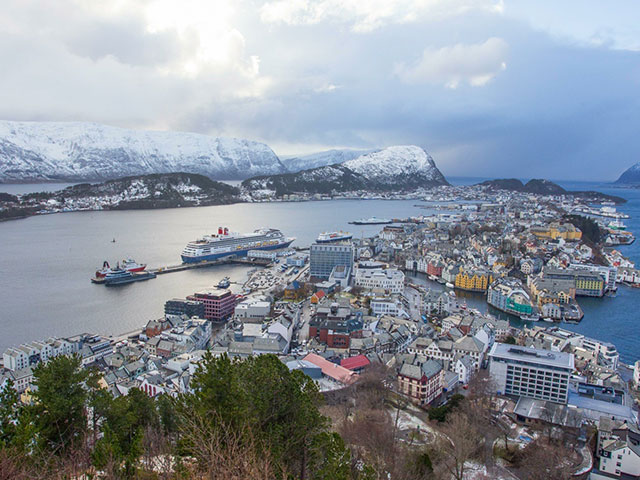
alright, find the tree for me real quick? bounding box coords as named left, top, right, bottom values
left=518, top=440, right=576, bottom=480
left=180, top=353, right=330, bottom=478
left=93, top=388, right=159, bottom=477
left=0, top=380, right=21, bottom=448
left=432, top=412, right=480, bottom=480
left=30, top=355, right=90, bottom=455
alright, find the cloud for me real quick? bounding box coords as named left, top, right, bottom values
left=259, top=0, right=503, bottom=32
left=394, top=37, right=508, bottom=88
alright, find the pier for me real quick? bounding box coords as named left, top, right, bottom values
left=150, top=257, right=271, bottom=275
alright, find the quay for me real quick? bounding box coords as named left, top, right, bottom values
left=150, top=257, right=271, bottom=275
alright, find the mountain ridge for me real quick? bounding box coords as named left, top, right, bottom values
left=0, top=121, right=286, bottom=182
left=242, top=145, right=448, bottom=196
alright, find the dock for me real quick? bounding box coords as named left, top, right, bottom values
left=150, top=257, right=271, bottom=275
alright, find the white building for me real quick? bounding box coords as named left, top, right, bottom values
left=235, top=299, right=271, bottom=321
left=488, top=343, right=574, bottom=404
left=355, top=268, right=404, bottom=294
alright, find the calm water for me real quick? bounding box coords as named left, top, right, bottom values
left=1, top=180, right=639, bottom=364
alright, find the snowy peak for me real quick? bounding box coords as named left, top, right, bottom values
left=242, top=144, right=448, bottom=196
left=343, top=145, right=445, bottom=184
left=284, top=148, right=376, bottom=172
left=615, top=162, right=640, bottom=184
left=0, top=121, right=286, bottom=182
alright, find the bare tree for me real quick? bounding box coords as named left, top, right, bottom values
left=518, top=440, right=576, bottom=480
left=432, top=412, right=481, bottom=480
left=178, top=410, right=280, bottom=480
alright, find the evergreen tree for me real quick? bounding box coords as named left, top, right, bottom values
left=30, top=355, right=90, bottom=454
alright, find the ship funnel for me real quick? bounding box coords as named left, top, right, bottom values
left=224, top=227, right=229, bottom=235
left=218, top=227, right=223, bottom=235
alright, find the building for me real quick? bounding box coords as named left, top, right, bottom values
left=355, top=268, right=404, bottom=294
left=398, top=358, right=444, bottom=406
left=308, top=301, right=363, bottom=349
left=187, top=289, right=237, bottom=322
left=310, top=242, right=354, bottom=280
left=487, top=278, right=534, bottom=316
left=530, top=222, right=582, bottom=241
left=164, top=298, right=205, bottom=318
left=455, top=267, right=494, bottom=292
left=543, top=267, right=605, bottom=297
left=488, top=343, right=574, bottom=404
left=234, top=299, right=271, bottom=321
left=592, top=419, right=640, bottom=479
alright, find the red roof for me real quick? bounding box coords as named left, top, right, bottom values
left=340, top=355, right=371, bottom=371
left=303, top=353, right=358, bottom=385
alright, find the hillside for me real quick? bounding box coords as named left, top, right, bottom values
left=0, top=121, right=286, bottom=182
left=283, top=148, right=375, bottom=173
left=243, top=145, right=448, bottom=196
left=615, top=162, right=640, bottom=184
left=478, top=178, right=625, bottom=204
left=0, top=172, right=241, bottom=220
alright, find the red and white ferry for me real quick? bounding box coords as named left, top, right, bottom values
left=95, top=259, right=147, bottom=278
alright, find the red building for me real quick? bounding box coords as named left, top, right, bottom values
left=187, top=289, right=236, bottom=322
left=427, top=261, right=443, bottom=277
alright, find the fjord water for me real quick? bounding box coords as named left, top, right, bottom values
left=1, top=180, right=639, bottom=364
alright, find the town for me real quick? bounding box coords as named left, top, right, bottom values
left=3, top=184, right=640, bottom=479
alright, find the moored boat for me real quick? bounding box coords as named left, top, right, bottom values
left=95, top=258, right=147, bottom=278
left=316, top=231, right=353, bottom=243
left=181, top=227, right=295, bottom=263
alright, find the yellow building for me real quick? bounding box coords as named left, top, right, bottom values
left=455, top=269, right=494, bottom=292
left=531, top=222, right=582, bottom=241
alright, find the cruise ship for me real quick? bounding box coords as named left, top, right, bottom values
left=316, top=231, right=353, bottom=243
left=181, top=227, right=295, bottom=263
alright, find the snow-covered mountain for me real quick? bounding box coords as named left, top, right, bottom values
left=0, top=121, right=286, bottom=182
left=283, top=149, right=375, bottom=173
left=342, top=146, right=447, bottom=188
left=615, top=162, right=640, bottom=184
left=243, top=145, right=448, bottom=195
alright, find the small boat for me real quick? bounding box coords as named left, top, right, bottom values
left=111, top=238, right=116, bottom=243
left=520, top=313, right=540, bottom=322
left=542, top=317, right=555, bottom=323
left=217, top=276, right=231, bottom=288
left=445, top=282, right=454, bottom=289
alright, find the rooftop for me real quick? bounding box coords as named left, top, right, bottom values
left=489, top=342, right=575, bottom=370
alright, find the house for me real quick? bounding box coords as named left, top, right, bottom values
left=454, top=355, right=474, bottom=385
left=302, top=353, right=359, bottom=386
left=398, top=358, right=444, bottom=406
left=340, top=355, right=371, bottom=372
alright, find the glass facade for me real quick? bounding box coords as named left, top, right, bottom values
left=309, top=243, right=354, bottom=279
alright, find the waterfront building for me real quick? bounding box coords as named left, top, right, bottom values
left=310, top=242, right=354, bottom=280
left=488, top=343, right=574, bottom=404
left=247, top=249, right=278, bottom=261
left=543, top=267, right=605, bottom=297
left=487, top=278, right=534, bottom=316
left=454, top=267, right=494, bottom=292
left=187, top=289, right=237, bottom=322
left=164, top=298, right=205, bottom=318
left=528, top=276, right=576, bottom=305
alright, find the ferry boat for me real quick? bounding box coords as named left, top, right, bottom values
left=103, top=269, right=156, bottom=286
left=519, top=313, right=540, bottom=322
left=181, top=227, right=295, bottom=263
left=316, top=231, right=353, bottom=243
left=349, top=216, right=393, bottom=225
left=95, top=259, right=147, bottom=278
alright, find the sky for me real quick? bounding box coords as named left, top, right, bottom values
left=0, top=0, right=639, bottom=180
